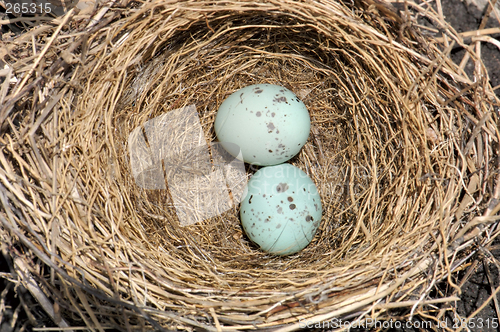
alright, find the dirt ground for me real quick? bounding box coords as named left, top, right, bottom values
left=0, top=0, right=499, bottom=331
left=441, top=0, right=500, bottom=97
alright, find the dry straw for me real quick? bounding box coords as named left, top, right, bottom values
left=1, top=0, right=500, bottom=330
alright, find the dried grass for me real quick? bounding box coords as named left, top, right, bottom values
left=1, top=0, right=499, bottom=330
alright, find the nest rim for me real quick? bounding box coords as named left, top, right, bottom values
left=1, top=0, right=499, bottom=330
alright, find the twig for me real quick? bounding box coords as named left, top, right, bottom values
left=0, top=214, right=168, bottom=332
left=434, top=27, right=500, bottom=43
left=209, top=307, right=222, bottom=332
left=472, top=36, right=500, bottom=51
left=85, top=0, right=117, bottom=30
left=374, top=295, right=460, bottom=309
left=456, top=282, right=500, bottom=332
left=33, top=327, right=114, bottom=331
left=483, top=259, right=500, bottom=324
left=13, top=8, right=75, bottom=96
left=13, top=258, right=74, bottom=332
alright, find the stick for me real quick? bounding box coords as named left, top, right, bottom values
left=434, top=27, right=500, bottom=43
left=13, top=8, right=75, bottom=96
left=14, top=258, right=74, bottom=332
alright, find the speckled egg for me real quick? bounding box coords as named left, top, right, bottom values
left=240, top=164, right=322, bottom=255
left=214, top=84, right=310, bottom=166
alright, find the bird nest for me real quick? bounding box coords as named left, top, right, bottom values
left=1, top=0, right=499, bottom=330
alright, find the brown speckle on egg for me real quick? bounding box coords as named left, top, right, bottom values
left=256, top=111, right=261, bottom=117
left=306, top=215, right=313, bottom=222
left=287, top=196, right=293, bottom=202
left=289, top=204, right=296, bottom=210
left=276, top=183, right=289, bottom=192
left=267, top=123, right=275, bottom=132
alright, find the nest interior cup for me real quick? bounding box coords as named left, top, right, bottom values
left=1, top=0, right=499, bottom=330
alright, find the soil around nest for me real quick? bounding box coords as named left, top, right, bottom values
left=410, top=0, right=500, bottom=96
left=441, top=0, right=500, bottom=97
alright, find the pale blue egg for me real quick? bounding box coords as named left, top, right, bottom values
left=240, top=164, right=322, bottom=255
left=215, top=84, right=310, bottom=166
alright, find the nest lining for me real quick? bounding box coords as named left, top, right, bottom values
left=1, top=0, right=499, bottom=330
